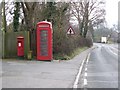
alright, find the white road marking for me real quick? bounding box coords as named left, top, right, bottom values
left=84, top=66, right=88, bottom=86
left=84, top=78, right=87, bottom=86
left=85, top=72, right=87, bottom=77
left=85, top=68, right=87, bottom=72
left=110, top=46, right=118, bottom=52
left=108, top=47, right=118, bottom=56
left=73, top=58, right=86, bottom=88
left=86, top=53, right=90, bottom=63
left=83, top=54, right=91, bottom=87
left=73, top=53, right=90, bottom=88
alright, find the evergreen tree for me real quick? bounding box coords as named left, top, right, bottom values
left=13, top=2, right=20, bottom=32
left=42, top=1, right=57, bottom=24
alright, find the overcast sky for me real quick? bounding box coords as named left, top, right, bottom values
left=105, top=0, right=119, bottom=28
left=0, top=0, right=119, bottom=28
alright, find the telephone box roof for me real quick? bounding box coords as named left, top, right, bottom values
left=37, top=21, right=52, bottom=25
left=37, top=21, right=52, bottom=28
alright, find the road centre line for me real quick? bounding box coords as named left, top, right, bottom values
left=85, top=72, right=87, bottom=77
left=84, top=78, right=87, bottom=86
left=85, top=68, right=87, bottom=71
left=110, top=46, right=120, bottom=53
left=107, top=47, right=117, bottom=56
left=109, top=46, right=118, bottom=51
left=73, top=53, right=91, bottom=88
left=84, top=65, right=88, bottom=86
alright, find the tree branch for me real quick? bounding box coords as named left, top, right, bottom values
left=24, top=2, right=30, bottom=11
left=31, top=2, right=37, bottom=10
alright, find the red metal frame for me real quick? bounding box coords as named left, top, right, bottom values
left=17, top=36, right=24, bottom=56
left=36, top=21, right=52, bottom=60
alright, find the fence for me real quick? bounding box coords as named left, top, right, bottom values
left=0, top=31, right=2, bottom=59
left=4, top=31, right=29, bottom=58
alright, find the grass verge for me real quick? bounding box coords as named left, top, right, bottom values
left=53, top=47, right=88, bottom=60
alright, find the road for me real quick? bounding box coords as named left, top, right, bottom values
left=2, top=47, right=91, bottom=88
left=78, top=43, right=118, bottom=88
left=0, top=54, right=1, bottom=89
left=1, top=43, right=119, bottom=88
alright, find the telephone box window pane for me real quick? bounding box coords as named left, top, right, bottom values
left=40, top=30, right=48, bottom=56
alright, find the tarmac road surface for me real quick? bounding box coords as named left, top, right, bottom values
left=2, top=46, right=92, bottom=88
left=78, top=43, right=118, bottom=88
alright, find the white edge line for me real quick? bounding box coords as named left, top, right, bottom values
left=73, top=58, right=85, bottom=88
left=86, top=53, right=90, bottom=63
left=73, top=53, right=90, bottom=88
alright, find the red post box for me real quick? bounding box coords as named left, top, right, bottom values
left=36, top=21, right=53, bottom=60
left=17, top=36, right=24, bottom=57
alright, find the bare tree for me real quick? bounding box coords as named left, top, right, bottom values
left=21, top=2, right=37, bottom=31
left=2, top=0, right=7, bottom=32
left=70, top=0, right=106, bottom=38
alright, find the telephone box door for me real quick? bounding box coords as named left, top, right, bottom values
left=37, top=21, right=52, bottom=60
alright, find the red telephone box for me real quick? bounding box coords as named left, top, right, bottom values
left=36, top=21, right=53, bottom=60
left=17, top=36, right=24, bottom=57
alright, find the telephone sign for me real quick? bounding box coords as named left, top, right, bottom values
left=36, top=21, right=53, bottom=60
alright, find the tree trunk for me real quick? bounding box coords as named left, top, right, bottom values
left=79, top=18, right=84, bottom=36
left=2, top=1, right=7, bottom=58
left=83, top=2, right=89, bottom=38
left=83, top=21, right=88, bottom=38
left=3, top=1, right=6, bottom=32
left=21, top=2, right=37, bottom=57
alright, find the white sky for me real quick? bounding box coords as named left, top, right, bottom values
left=105, top=0, right=120, bottom=28
left=0, top=0, right=119, bottom=28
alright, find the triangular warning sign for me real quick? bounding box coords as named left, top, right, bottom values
left=67, top=26, right=75, bottom=35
